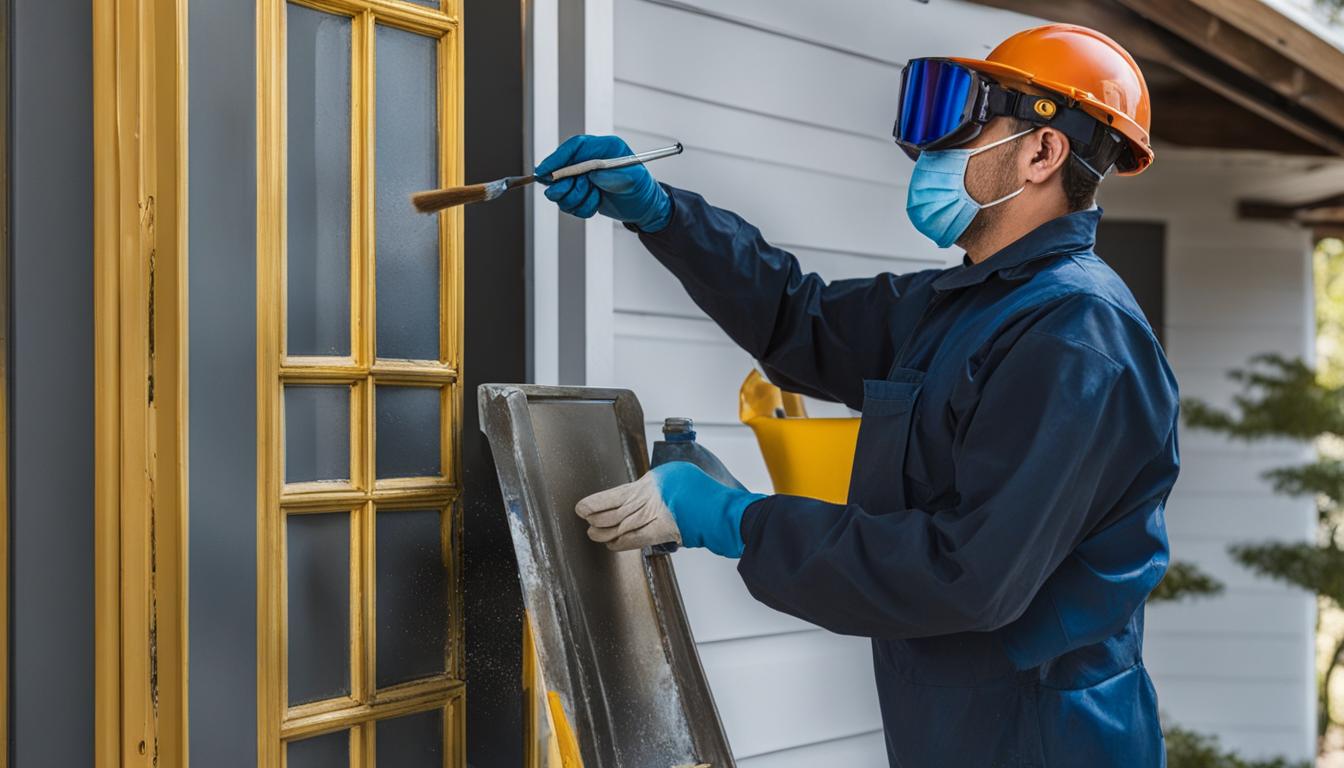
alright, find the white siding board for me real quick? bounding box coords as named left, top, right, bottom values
left=1157, top=679, right=1310, bottom=730
left=1162, top=495, right=1317, bottom=542
left=736, top=731, right=887, bottom=768
left=612, top=323, right=754, bottom=426
left=671, top=548, right=814, bottom=642
left=614, top=81, right=903, bottom=186
left=1166, top=325, right=1309, bottom=371
left=1146, top=591, right=1311, bottom=635
left=627, top=0, right=1026, bottom=65
left=697, top=631, right=882, bottom=758
left=1165, top=286, right=1310, bottom=328
left=1167, top=449, right=1313, bottom=495
left=614, top=230, right=941, bottom=321
left=1171, top=540, right=1311, bottom=592
left=615, top=1, right=899, bottom=139
left=1144, top=634, right=1311, bottom=682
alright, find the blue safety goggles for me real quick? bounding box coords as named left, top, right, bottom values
left=894, top=58, right=1135, bottom=173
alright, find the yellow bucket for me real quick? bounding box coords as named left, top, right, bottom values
left=739, top=371, right=860, bottom=505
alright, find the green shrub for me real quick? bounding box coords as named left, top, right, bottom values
left=1165, top=726, right=1310, bottom=768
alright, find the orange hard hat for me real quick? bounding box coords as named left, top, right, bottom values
left=949, top=24, right=1153, bottom=174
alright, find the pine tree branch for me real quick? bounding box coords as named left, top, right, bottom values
left=1231, top=541, right=1344, bottom=605
left=1263, top=460, right=1344, bottom=522
left=1163, top=725, right=1311, bottom=768
left=1149, top=561, right=1224, bottom=603
left=1183, top=355, right=1344, bottom=440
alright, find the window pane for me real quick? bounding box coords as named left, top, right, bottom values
left=287, top=729, right=349, bottom=768
left=376, top=710, right=443, bottom=767
left=285, top=385, right=351, bottom=484
left=287, top=512, right=351, bottom=705
left=286, top=4, right=352, bottom=358
left=406, top=0, right=440, bottom=8
left=376, top=386, right=440, bottom=479
left=375, top=25, right=439, bottom=361
left=377, top=509, right=448, bottom=687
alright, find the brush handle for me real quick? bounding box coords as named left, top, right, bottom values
left=547, top=143, right=684, bottom=181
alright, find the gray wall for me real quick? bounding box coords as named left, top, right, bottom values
left=12, top=0, right=95, bottom=763
left=188, top=0, right=258, bottom=765
left=462, top=0, right=528, bottom=764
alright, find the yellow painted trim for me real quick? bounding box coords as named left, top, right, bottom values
left=257, top=0, right=286, bottom=764
left=94, top=0, right=190, bottom=765
left=259, top=1, right=465, bottom=763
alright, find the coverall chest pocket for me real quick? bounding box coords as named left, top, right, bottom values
left=848, top=370, right=924, bottom=511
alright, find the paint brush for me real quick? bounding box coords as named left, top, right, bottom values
left=410, top=143, right=684, bottom=214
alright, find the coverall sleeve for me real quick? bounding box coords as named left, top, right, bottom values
left=637, top=185, right=935, bottom=409
left=736, top=325, right=1172, bottom=639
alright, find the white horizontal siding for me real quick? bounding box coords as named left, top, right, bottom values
left=696, top=630, right=883, bottom=759
left=600, top=0, right=1318, bottom=764
left=1102, top=152, right=1317, bottom=762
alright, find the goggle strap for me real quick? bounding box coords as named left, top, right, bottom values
left=986, top=83, right=1125, bottom=174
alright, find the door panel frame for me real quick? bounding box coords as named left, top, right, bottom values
left=92, top=0, right=189, bottom=766
left=256, top=1, right=466, bottom=765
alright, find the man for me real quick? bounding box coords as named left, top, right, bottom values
left=540, top=24, right=1178, bottom=767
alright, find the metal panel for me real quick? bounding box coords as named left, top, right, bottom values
left=188, top=0, right=259, bottom=762
left=478, top=384, right=734, bottom=768
left=14, top=0, right=93, bottom=763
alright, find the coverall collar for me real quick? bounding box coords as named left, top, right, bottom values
left=932, top=207, right=1102, bottom=292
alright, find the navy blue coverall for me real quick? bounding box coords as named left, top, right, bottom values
left=636, top=186, right=1180, bottom=767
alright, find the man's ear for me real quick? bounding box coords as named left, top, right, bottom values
left=1024, top=127, right=1069, bottom=184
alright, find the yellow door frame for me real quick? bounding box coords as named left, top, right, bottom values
left=257, top=1, right=465, bottom=764
left=93, top=0, right=189, bottom=766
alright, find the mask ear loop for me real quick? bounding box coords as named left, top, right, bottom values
left=1073, top=152, right=1109, bottom=182
left=966, top=127, right=1037, bottom=210
left=966, top=127, right=1038, bottom=157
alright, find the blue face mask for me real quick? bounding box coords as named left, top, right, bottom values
left=905, top=128, right=1036, bottom=249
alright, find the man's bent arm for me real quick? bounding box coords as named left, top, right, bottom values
left=736, top=306, right=1177, bottom=641
left=637, top=185, right=936, bottom=409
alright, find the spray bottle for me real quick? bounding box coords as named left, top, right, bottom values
left=647, top=417, right=745, bottom=554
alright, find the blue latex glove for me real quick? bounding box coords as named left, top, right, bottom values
left=535, top=134, right=673, bottom=233
left=574, top=462, right=766, bottom=558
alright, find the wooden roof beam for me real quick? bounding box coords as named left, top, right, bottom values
left=1114, top=0, right=1344, bottom=131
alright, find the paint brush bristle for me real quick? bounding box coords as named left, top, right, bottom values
left=411, top=183, right=494, bottom=213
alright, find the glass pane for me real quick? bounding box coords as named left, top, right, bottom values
left=376, top=710, right=443, bottom=767
left=287, top=729, right=349, bottom=768
left=375, top=25, right=439, bottom=361
left=285, top=385, right=351, bottom=484
left=286, top=4, right=352, bottom=357
left=377, top=510, right=448, bottom=687
left=287, top=512, right=351, bottom=705
left=376, top=386, right=440, bottom=479
left=406, top=0, right=440, bottom=8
